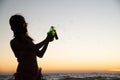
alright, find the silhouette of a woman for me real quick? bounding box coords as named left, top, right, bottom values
left=9, top=14, right=53, bottom=80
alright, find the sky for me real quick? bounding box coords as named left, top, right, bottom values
left=0, top=0, right=120, bottom=73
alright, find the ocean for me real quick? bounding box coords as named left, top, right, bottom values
left=0, top=72, right=120, bottom=80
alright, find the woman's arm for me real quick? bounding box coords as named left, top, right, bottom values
left=35, top=34, right=54, bottom=50
left=36, top=42, right=49, bottom=58
left=35, top=39, right=49, bottom=50
left=35, top=34, right=54, bottom=58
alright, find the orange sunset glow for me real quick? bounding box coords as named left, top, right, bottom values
left=1, top=59, right=120, bottom=73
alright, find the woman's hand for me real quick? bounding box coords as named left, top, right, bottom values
left=46, top=33, right=54, bottom=42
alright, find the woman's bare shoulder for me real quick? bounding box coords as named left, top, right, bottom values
left=10, top=38, right=20, bottom=47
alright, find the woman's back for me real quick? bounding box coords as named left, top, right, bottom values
left=10, top=38, right=39, bottom=77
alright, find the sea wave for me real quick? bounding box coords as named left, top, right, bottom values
left=0, top=72, right=120, bottom=80
left=43, top=72, right=120, bottom=80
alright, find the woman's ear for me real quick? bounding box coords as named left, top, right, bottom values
left=23, top=23, right=28, bottom=27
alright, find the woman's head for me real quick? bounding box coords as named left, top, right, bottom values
left=9, top=14, right=28, bottom=36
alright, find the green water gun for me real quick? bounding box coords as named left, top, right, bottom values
left=48, top=26, right=58, bottom=40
